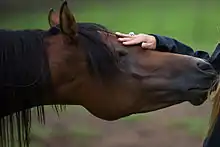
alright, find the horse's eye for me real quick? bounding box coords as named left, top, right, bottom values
left=119, top=51, right=128, bottom=57
left=116, top=49, right=128, bottom=57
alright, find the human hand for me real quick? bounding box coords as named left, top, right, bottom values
left=115, top=32, right=156, bottom=50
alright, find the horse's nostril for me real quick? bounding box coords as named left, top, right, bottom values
left=197, top=61, right=214, bottom=72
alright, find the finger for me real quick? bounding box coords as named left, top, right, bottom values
left=115, top=32, right=131, bottom=37
left=141, top=42, right=150, bottom=49
left=141, top=42, right=154, bottom=49
left=118, top=37, right=133, bottom=42
left=122, top=38, right=142, bottom=45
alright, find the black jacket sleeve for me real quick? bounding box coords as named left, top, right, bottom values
left=150, top=34, right=210, bottom=61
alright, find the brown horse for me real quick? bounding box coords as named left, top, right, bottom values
left=0, top=1, right=218, bottom=147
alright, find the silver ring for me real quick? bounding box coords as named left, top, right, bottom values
left=129, top=32, right=135, bottom=36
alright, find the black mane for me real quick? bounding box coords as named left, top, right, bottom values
left=77, top=23, right=120, bottom=79
left=0, top=22, right=120, bottom=147
left=0, top=29, right=53, bottom=147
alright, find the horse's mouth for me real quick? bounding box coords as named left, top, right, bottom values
left=187, top=88, right=210, bottom=106
left=189, top=96, right=207, bottom=106
left=189, top=80, right=219, bottom=106
left=188, top=85, right=211, bottom=93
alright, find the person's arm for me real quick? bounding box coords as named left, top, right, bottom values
left=151, top=34, right=210, bottom=60
left=115, top=32, right=211, bottom=60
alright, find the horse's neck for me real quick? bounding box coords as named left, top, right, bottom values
left=0, top=29, right=52, bottom=117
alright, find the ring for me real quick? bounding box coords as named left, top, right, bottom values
left=129, top=32, right=135, bottom=36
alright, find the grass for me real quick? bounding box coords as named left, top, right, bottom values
left=69, top=126, right=101, bottom=138
left=168, top=117, right=209, bottom=138
left=30, top=123, right=53, bottom=139
left=121, top=114, right=150, bottom=122
left=1, top=0, right=220, bottom=52
left=30, top=121, right=100, bottom=139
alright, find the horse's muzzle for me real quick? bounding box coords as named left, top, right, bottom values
left=188, top=59, right=218, bottom=106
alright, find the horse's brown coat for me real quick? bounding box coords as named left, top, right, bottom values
left=0, top=1, right=218, bottom=147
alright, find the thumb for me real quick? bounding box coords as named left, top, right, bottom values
left=141, top=42, right=152, bottom=49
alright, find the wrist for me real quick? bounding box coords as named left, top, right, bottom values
left=148, top=34, right=159, bottom=49
left=144, top=34, right=157, bottom=49
left=150, top=35, right=157, bottom=49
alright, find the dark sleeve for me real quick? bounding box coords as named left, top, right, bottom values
left=150, top=34, right=210, bottom=61
left=202, top=115, right=220, bottom=147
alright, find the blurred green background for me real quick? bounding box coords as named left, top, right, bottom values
left=1, top=0, right=220, bottom=51
left=0, top=0, right=217, bottom=147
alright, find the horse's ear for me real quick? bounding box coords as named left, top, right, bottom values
left=48, top=8, right=60, bottom=27
left=60, top=1, right=77, bottom=37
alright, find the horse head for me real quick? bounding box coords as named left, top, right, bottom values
left=46, top=1, right=218, bottom=121
left=1, top=1, right=219, bottom=147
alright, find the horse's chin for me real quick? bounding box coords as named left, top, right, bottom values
left=189, top=99, right=206, bottom=106
left=188, top=90, right=209, bottom=106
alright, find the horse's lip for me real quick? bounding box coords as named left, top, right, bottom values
left=190, top=100, right=205, bottom=106
left=187, top=90, right=208, bottom=106
left=189, top=96, right=207, bottom=106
